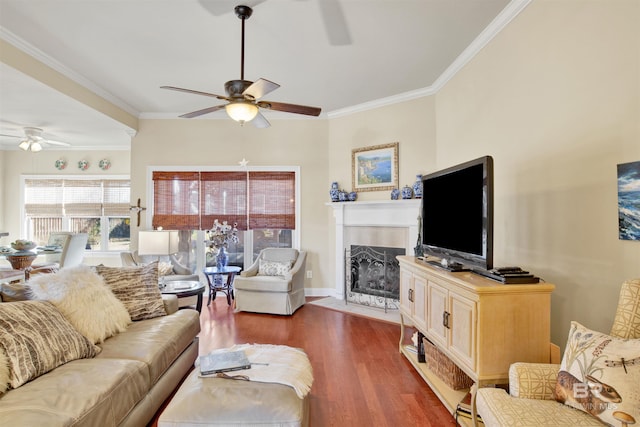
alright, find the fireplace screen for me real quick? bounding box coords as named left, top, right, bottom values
left=345, top=245, right=404, bottom=311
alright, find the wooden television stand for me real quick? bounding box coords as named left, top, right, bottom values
left=397, top=256, right=554, bottom=426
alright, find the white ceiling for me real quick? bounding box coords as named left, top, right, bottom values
left=0, top=0, right=519, bottom=151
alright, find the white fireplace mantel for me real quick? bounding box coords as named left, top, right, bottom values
left=327, top=199, right=421, bottom=298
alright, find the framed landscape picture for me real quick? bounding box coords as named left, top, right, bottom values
left=617, top=160, right=640, bottom=241
left=352, top=142, right=399, bottom=192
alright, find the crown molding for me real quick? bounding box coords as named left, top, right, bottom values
left=327, top=0, right=532, bottom=119
left=0, top=26, right=140, bottom=117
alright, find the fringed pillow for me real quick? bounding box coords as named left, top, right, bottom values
left=95, top=261, right=166, bottom=321
left=0, top=301, right=99, bottom=393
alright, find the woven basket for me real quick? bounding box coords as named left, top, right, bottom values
left=423, top=337, right=474, bottom=390
left=7, top=255, right=37, bottom=270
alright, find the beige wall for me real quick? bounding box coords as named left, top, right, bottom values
left=130, top=118, right=330, bottom=292
left=435, top=0, right=640, bottom=346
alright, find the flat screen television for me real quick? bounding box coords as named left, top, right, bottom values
left=420, top=156, right=493, bottom=271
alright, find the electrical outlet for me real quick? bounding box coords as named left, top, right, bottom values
left=306, top=270, right=312, bottom=279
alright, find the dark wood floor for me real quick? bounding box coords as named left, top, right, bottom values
left=151, top=296, right=457, bottom=427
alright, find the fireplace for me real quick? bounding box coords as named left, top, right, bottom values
left=328, top=199, right=422, bottom=305
left=345, top=244, right=405, bottom=310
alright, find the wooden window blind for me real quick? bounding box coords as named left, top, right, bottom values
left=200, top=171, right=248, bottom=230
left=24, top=178, right=130, bottom=217
left=152, top=170, right=296, bottom=231
left=152, top=172, right=200, bottom=230
left=248, top=171, right=295, bottom=229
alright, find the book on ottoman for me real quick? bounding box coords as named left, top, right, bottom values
left=200, top=350, right=251, bottom=375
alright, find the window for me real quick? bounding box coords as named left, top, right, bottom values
left=151, top=169, right=298, bottom=268
left=23, top=177, right=131, bottom=251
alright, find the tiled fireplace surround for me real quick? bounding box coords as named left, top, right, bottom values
left=327, top=199, right=422, bottom=301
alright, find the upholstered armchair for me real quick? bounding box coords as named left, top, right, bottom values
left=476, top=278, right=640, bottom=427
left=234, top=248, right=307, bottom=315
left=120, top=250, right=199, bottom=282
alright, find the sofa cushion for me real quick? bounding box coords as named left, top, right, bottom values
left=95, top=262, right=166, bottom=321
left=28, top=265, right=131, bottom=344
left=258, top=259, right=293, bottom=276
left=97, top=309, right=200, bottom=386
left=0, top=358, right=149, bottom=427
left=0, top=300, right=99, bottom=393
left=235, top=275, right=293, bottom=293
left=555, top=321, right=640, bottom=426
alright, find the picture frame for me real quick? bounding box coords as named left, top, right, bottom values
left=352, top=142, right=399, bottom=192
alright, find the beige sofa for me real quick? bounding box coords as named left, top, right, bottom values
left=0, top=287, right=200, bottom=426
left=476, top=279, right=640, bottom=427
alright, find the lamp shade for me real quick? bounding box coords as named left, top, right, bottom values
left=225, top=101, right=258, bottom=124
left=138, top=230, right=179, bottom=256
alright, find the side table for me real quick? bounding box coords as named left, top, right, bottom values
left=160, top=281, right=206, bottom=313
left=203, top=266, right=241, bottom=306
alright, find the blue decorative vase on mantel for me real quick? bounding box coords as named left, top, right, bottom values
left=329, top=182, right=340, bottom=202
left=412, top=174, right=423, bottom=199
left=401, top=185, right=413, bottom=199
left=216, top=247, right=229, bottom=270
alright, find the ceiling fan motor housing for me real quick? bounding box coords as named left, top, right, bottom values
left=225, top=80, right=254, bottom=99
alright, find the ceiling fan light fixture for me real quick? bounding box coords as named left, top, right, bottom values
left=18, top=139, right=31, bottom=151
left=30, top=141, right=43, bottom=152
left=225, top=101, right=258, bottom=124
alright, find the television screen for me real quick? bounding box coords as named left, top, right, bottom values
left=421, top=156, right=493, bottom=271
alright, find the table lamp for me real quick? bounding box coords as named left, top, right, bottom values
left=138, top=230, right=179, bottom=286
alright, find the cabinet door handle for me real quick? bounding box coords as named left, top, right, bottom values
left=443, top=311, right=450, bottom=329
left=408, top=288, right=414, bottom=302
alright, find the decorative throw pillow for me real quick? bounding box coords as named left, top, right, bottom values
left=0, top=300, right=99, bottom=393
left=555, top=321, right=640, bottom=426
left=0, top=281, right=30, bottom=302
left=258, top=259, right=293, bottom=276
left=158, top=261, right=174, bottom=277
left=94, top=261, right=166, bottom=321
left=28, top=265, right=131, bottom=344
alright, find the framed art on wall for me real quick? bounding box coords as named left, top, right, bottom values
left=352, top=142, right=399, bottom=192
left=617, top=160, right=640, bottom=241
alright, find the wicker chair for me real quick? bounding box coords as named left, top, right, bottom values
left=476, top=278, right=640, bottom=426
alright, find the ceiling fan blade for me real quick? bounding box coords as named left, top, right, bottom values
left=0, top=133, right=20, bottom=139
left=161, top=86, right=228, bottom=101
left=44, top=140, right=71, bottom=147
left=258, top=101, right=321, bottom=117
left=243, top=78, right=280, bottom=100
left=251, top=111, right=270, bottom=129
left=319, top=0, right=352, bottom=46
left=179, top=105, right=227, bottom=119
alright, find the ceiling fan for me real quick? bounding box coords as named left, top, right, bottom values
left=161, top=4, right=321, bottom=128
left=0, top=127, right=71, bottom=152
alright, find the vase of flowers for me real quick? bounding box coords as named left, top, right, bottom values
left=205, top=219, right=239, bottom=269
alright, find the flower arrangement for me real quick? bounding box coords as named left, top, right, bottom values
left=205, top=220, right=239, bottom=248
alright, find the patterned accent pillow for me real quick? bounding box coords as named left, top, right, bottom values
left=555, top=321, right=640, bottom=426
left=28, top=265, right=131, bottom=344
left=258, top=259, right=293, bottom=276
left=95, top=261, right=166, bottom=321
left=0, top=300, right=99, bottom=393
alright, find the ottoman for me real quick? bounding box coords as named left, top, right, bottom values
left=158, top=343, right=312, bottom=427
